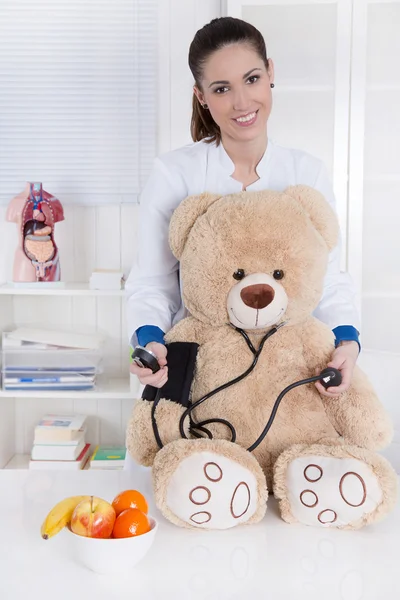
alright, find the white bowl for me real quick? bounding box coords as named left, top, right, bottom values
left=65, top=516, right=158, bottom=574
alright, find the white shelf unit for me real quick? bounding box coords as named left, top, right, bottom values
left=0, top=203, right=140, bottom=470
left=0, top=377, right=133, bottom=400
left=4, top=454, right=30, bottom=470
left=0, top=283, right=126, bottom=297
left=4, top=454, right=93, bottom=470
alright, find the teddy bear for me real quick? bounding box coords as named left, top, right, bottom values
left=126, top=185, right=398, bottom=531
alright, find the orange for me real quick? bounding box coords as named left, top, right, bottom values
left=111, top=489, right=149, bottom=516
left=112, top=508, right=151, bottom=538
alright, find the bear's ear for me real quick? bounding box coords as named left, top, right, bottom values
left=283, top=185, right=339, bottom=251
left=169, top=192, right=222, bottom=259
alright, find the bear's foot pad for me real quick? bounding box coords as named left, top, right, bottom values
left=286, top=455, right=383, bottom=528
left=166, top=451, right=259, bottom=529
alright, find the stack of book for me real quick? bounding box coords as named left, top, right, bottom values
left=29, top=414, right=91, bottom=470
left=2, top=328, right=104, bottom=392
left=89, top=445, right=126, bottom=470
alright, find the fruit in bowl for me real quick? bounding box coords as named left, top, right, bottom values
left=41, top=489, right=157, bottom=573
left=41, top=495, right=91, bottom=540
left=70, top=496, right=116, bottom=539
left=66, top=515, right=158, bottom=574
left=112, top=507, right=151, bottom=538
left=41, top=489, right=151, bottom=540
left=111, top=489, right=149, bottom=516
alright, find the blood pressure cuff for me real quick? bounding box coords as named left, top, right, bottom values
left=141, top=342, right=199, bottom=408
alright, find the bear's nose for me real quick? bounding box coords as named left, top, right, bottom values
left=240, top=284, right=275, bottom=309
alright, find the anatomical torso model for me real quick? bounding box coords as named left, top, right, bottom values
left=6, top=182, right=64, bottom=283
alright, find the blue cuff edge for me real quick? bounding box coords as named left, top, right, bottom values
left=130, top=325, right=166, bottom=350
left=333, top=325, right=361, bottom=352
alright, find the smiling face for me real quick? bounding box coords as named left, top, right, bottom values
left=194, top=43, right=274, bottom=143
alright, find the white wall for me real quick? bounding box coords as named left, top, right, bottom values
left=358, top=1, right=400, bottom=354
left=158, top=0, right=222, bottom=152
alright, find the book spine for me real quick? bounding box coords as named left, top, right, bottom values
left=90, top=445, right=100, bottom=460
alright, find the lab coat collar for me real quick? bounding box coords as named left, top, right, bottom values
left=216, top=136, right=273, bottom=178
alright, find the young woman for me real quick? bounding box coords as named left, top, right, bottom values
left=126, top=16, right=360, bottom=399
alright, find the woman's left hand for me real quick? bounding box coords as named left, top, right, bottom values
left=315, top=340, right=360, bottom=397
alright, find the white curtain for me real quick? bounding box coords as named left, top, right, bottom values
left=0, top=0, right=158, bottom=205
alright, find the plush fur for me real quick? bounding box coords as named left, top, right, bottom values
left=126, top=185, right=397, bottom=530
left=126, top=399, right=188, bottom=466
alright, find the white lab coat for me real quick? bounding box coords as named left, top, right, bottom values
left=125, top=138, right=360, bottom=343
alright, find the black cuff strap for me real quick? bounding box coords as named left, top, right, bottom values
left=141, top=341, right=199, bottom=408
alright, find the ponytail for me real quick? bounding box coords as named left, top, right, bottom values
left=190, top=93, right=221, bottom=145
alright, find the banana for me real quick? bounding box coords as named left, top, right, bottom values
left=41, top=495, right=90, bottom=539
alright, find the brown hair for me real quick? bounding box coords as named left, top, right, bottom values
left=189, top=17, right=269, bottom=146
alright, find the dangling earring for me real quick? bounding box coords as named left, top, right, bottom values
left=270, top=83, right=275, bottom=88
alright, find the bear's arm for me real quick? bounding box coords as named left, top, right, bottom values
left=164, top=316, right=209, bottom=346
left=300, top=318, right=393, bottom=450
left=126, top=317, right=209, bottom=467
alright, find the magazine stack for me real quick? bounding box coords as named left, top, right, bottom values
left=1, top=328, right=104, bottom=392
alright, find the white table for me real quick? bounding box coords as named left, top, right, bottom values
left=0, top=466, right=398, bottom=600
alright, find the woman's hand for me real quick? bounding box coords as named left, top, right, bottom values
left=315, top=340, right=359, bottom=397
left=130, top=342, right=168, bottom=388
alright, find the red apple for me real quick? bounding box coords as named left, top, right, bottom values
left=70, top=496, right=116, bottom=538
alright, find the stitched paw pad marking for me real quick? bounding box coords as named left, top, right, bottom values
left=166, top=452, right=258, bottom=529
left=286, top=455, right=383, bottom=528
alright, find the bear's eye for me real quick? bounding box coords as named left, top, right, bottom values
left=273, top=270, right=284, bottom=280
left=233, top=269, right=245, bottom=281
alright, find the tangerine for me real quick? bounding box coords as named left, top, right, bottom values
left=112, top=508, right=151, bottom=538
left=111, top=489, right=149, bottom=516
